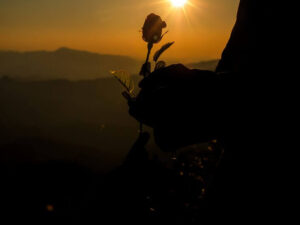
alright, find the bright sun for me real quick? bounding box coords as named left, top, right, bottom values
left=170, top=0, right=187, bottom=8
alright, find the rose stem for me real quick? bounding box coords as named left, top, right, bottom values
left=145, top=43, right=153, bottom=64
left=139, top=43, right=153, bottom=134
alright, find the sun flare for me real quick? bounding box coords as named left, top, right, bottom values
left=170, top=0, right=187, bottom=8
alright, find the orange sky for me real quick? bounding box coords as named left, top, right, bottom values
left=0, top=0, right=239, bottom=62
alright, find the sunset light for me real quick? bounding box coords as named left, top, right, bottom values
left=170, top=0, right=187, bottom=8
left=0, top=0, right=240, bottom=62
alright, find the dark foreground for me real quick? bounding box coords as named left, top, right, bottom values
left=1, top=78, right=221, bottom=224
left=1, top=138, right=223, bottom=224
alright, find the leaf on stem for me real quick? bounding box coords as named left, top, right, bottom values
left=153, top=41, right=175, bottom=62
left=110, top=70, right=135, bottom=96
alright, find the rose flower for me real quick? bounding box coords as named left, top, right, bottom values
left=142, top=13, right=167, bottom=44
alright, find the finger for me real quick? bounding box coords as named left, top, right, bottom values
left=139, top=64, right=189, bottom=89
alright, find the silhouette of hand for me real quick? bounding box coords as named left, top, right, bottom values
left=128, top=64, right=224, bottom=150
left=139, top=64, right=199, bottom=89
left=129, top=64, right=215, bottom=124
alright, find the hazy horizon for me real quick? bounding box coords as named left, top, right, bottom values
left=0, top=0, right=239, bottom=63
left=0, top=46, right=220, bottom=63
left=0, top=47, right=219, bottom=81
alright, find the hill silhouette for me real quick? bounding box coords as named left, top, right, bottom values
left=0, top=77, right=160, bottom=173
left=0, top=47, right=220, bottom=81
left=0, top=47, right=141, bottom=81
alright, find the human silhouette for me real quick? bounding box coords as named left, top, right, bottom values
left=128, top=0, right=287, bottom=223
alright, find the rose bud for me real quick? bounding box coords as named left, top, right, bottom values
left=142, top=13, right=167, bottom=44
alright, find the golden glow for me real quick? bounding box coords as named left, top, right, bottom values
left=170, top=0, right=187, bottom=8
left=0, top=0, right=240, bottom=62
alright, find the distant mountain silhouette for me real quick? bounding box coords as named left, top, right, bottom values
left=0, top=77, right=146, bottom=172
left=0, top=47, right=141, bottom=80
left=187, top=59, right=219, bottom=71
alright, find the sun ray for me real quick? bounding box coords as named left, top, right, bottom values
left=185, top=0, right=200, bottom=9
left=182, top=6, right=192, bottom=28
